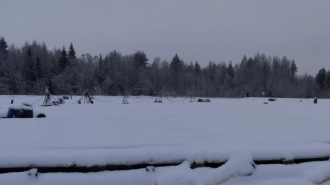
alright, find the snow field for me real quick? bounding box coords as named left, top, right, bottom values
left=1, top=95, right=330, bottom=184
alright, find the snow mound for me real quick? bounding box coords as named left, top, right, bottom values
left=304, top=162, right=330, bottom=184
left=157, top=161, right=203, bottom=185
left=205, top=153, right=256, bottom=185
left=158, top=154, right=256, bottom=185
left=261, top=178, right=314, bottom=185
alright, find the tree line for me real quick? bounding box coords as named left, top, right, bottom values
left=0, top=37, right=329, bottom=98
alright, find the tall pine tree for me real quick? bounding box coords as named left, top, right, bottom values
left=68, top=43, right=76, bottom=59
left=170, top=54, right=183, bottom=93
left=0, top=37, right=8, bottom=60
left=59, top=46, right=68, bottom=72
left=290, top=60, right=298, bottom=78
left=26, top=47, right=37, bottom=82
left=316, top=68, right=326, bottom=90
left=35, top=53, right=42, bottom=79
left=227, top=61, right=235, bottom=88
left=134, top=50, right=148, bottom=69
left=0, top=37, right=9, bottom=94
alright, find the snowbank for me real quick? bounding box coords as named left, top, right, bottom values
left=304, top=162, right=330, bottom=184
left=156, top=161, right=203, bottom=185
left=261, top=178, right=314, bottom=185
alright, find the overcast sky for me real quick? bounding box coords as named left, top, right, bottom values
left=1, top=0, right=330, bottom=75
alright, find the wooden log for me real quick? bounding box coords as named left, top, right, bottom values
left=0, top=156, right=329, bottom=174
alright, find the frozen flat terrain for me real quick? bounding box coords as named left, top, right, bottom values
left=1, top=95, right=330, bottom=184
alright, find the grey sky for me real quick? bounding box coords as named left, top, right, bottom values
left=1, top=0, right=330, bottom=75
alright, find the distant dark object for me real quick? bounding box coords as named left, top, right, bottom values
left=197, top=99, right=210, bottom=102
left=58, top=98, right=65, bottom=104
left=146, top=166, right=155, bottom=172
left=246, top=92, right=250, bottom=97
left=264, top=102, right=268, bottom=104
left=11, top=99, right=14, bottom=104
left=63, top=96, right=70, bottom=100
left=154, top=98, right=162, bottom=103
left=7, top=106, right=21, bottom=118
left=314, top=98, right=318, bottom=104
left=52, top=101, right=59, bottom=106
left=2, top=104, right=46, bottom=119
left=21, top=106, right=33, bottom=118
left=36, top=113, right=46, bottom=118
left=28, top=168, right=38, bottom=177
left=268, top=98, right=276, bottom=101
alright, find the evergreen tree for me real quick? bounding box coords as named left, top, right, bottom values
left=26, top=47, right=37, bottom=82
left=326, top=71, right=330, bottom=89
left=325, top=71, right=330, bottom=88
left=316, top=68, right=326, bottom=90
left=134, top=50, right=148, bottom=69
left=290, top=60, right=298, bottom=77
left=35, top=54, right=42, bottom=79
left=132, top=51, right=149, bottom=89
left=68, top=43, right=76, bottom=59
left=227, top=61, right=235, bottom=88
left=46, top=75, right=54, bottom=94
left=0, top=37, right=8, bottom=59
left=262, top=61, right=271, bottom=94
left=59, top=46, right=68, bottom=72
left=96, top=53, right=105, bottom=85
left=0, top=37, right=9, bottom=93
left=170, top=54, right=183, bottom=93
left=194, top=62, right=200, bottom=76
left=170, top=54, right=182, bottom=72
left=23, top=46, right=38, bottom=94
left=98, top=53, right=103, bottom=67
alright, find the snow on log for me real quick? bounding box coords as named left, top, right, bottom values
left=157, top=161, right=203, bottom=185
left=199, top=154, right=255, bottom=185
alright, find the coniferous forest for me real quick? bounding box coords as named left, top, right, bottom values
left=0, top=37, right=329, bottom=98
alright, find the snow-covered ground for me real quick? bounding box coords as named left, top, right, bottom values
left=0, top=95, right=330, bottom=184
